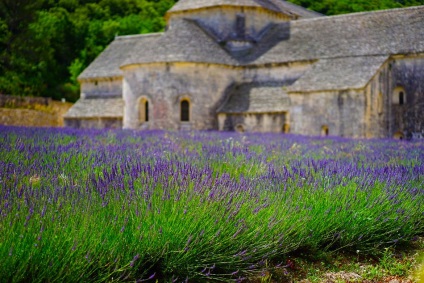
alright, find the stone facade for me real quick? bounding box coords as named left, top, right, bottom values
left=65, top=0, right=424, bottom=138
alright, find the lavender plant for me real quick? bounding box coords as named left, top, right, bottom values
left=0, top=126, right=423, bottom=282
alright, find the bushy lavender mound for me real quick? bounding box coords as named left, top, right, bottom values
left=0, top=126, right=423, bottom=282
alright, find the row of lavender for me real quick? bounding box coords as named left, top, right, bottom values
left=0, top=126, right=423, bottom=282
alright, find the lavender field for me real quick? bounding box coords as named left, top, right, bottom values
left=0, top=126, right=423, bottom=282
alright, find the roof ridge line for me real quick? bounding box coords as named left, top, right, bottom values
left=115, top=33, right=163, bottom=40
left=294, top=5, right=424, bottom=23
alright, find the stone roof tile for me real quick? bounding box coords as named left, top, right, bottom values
left=267, top=0, right=323, bottom=18
left=218, top=84, right=291, bottom=113
left=78, top=33, right=161, bottom=80
left=64, top=98, right=124, bottom=118
left=80, top=5, right=424, bottom=79
left=288, top=56, right=388, bottom=92
left=257, top=6, right=424, bottom=64
left=123, top=19, right=238, bottom=66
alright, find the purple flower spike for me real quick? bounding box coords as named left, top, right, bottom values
left=133, top=254, right=140, bottom=261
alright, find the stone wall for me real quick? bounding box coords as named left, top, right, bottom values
left=167, top=6, right=291, bottom=35
left=122, top=61, right=311, bottom=131
left=289, top=90, right=366, bottom=138
left=0, top=95, right=52, bottom=108
left=0, top=95, right=72, bottom=127
left=390, top=55, right=424, bottom=137
left=123, top=62, right=239, bottom=130
left=218, top=112, right=288, bottom=133
left=64, top=117, right=122, bottom=129
left=362, top=61, right=391, bottom=139
left=80, top=77, right=122, bottom=99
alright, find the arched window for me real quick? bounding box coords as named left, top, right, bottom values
left=235, top=124, right=245, bottom=133
left=393, top=131, right=404, bottom=140
left=180, top=99, right=190, bottom=122
left=138, top=98, right=149, bottom=124
left=144, top=101, right=149, bottom=122
left=283, top=123, right=290, bottom=134
left=321, top=125, right=329, bottom=137
left=393, top=87, right=406, bottom=105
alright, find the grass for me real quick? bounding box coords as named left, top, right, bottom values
left=0, top=126, right=423, bottom=282
left=245, top=237, right=424, bottom=282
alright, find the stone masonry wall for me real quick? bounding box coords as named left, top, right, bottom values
left=167, top=6, right=291, bottom=36
left=390, top=55, right=424, bottom=136
left=218, top=112, right=287, bottom=132
left=122, top=62, right=311, bottom=131
left=64, top=117, right=122, bottom=129
left=0, top=95, right=73, bottom=127
left=123, top=63, right=239, bottom=130
left=80, top=77, right=122, bottom=99
left=289, top=90, right=366, bottom=138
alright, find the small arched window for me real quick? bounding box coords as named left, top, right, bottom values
left=321, top=125, right=329, bottom=137
left=393, top=87, right=406, bottom=105
left=393, top=131, right=404, bottom=140
left=235, top=124, right=245, bottom=133
left=139, top=98, right=149, bottom=124
left=180, top=99, right=190, bottom=122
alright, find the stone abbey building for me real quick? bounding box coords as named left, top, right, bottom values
left=64, top=0, right=424, bottom=138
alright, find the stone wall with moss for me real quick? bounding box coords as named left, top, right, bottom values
left=0, top=95, right=73, bottom=127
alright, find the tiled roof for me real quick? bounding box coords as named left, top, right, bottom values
left=218, top=83, right=291, bottom=113
left=79, top=5, right=424, bottom=89
left=64, top=98, right=124, bottom=118
left=267, top=0, right=323, bottom=18
left=287, top=56, right=389, bottom=92
left=256, top=6, right=424, bottom=64
left=78, top=33, right=161, bottom=80
left=122, top=19, right=238, bottom=66
left=124, top=6, right=424, bottom=67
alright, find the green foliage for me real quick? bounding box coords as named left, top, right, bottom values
left=0, top=0, right=423, bottom=101
left=0, top=0, right=177, bottom=102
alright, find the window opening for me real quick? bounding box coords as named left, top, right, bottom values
left=235, top=124, right=245, bottom=133
left=145, top=101, right=149, bottom=122
left=393, top=131, right=404, bottom=140
left=393, top=87, right=406, bottom=105
left=181, top=100, right=190, bottom=122
left=399, top=92, right=404, bottom=105
left=321, top=125, right=329, bottom=137
left=139, top=98, right=149, bottom=124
